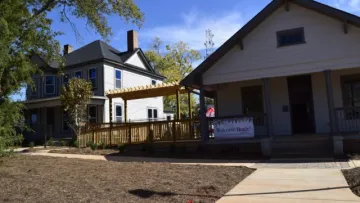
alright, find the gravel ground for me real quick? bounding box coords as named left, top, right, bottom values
left=342, top=167, right=360, bottom=197
left=0, top=155, right=255, bottom=203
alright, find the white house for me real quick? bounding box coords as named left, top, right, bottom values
left=24, top=30, right=166, bottom=142
left=181, top=0, right=360, bottom=156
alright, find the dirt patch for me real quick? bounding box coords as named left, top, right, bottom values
left=0, top=155, right=254, bottom=203
left=349, top=154, right=360, bottom=160
left=48, top=148, right=118, bottom=155
left=342, top=167, right=360, bottom=197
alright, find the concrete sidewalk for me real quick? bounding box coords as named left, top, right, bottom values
left=217, top=168, right=360, bottom=203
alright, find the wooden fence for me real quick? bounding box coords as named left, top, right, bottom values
left=79, top=119, right=201, bottom=147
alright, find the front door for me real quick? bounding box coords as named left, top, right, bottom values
left=287, top=75, right=315, bottom=134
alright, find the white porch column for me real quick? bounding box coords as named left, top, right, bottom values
left=324, top=70, right=337, bottom=134
left=263, top=78, right=273, bottom=137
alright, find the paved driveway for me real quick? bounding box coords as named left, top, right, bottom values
left=217, top=168, right=360, bottom=203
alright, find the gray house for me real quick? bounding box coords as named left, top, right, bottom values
left=25, top=30, right=165, bottom=142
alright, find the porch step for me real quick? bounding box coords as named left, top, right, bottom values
left=271, top=136, right=333, bottom=158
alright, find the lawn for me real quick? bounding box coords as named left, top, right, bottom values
left=342, top=167, right=360, bottom=197
left=0, top=155, right=254, bottom=203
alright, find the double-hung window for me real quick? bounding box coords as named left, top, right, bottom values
left=342, top=76, right=360, bottom=119
left=115, top=104, right=123, bottom=122
left=45, top=76, right=55, bottom=94
left=115, top=69, right=122, bottom=89
left=147, top=108, right=158, bottom=121
left=88, top=106, right=97, bottom=123
left=88, top=68, right=97, bottom=89
left=74, top=71, right=82, bottom=78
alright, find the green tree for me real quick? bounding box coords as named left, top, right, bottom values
left=145, top=38, right=201, bottom=118
left=0, top=0, right=143, bottom=151
left=60, top=78, right=92, bottom=141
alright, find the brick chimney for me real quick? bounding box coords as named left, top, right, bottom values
left=63, top=44, right=74, bottom=55
left=127, top=30, right=139, bottom=52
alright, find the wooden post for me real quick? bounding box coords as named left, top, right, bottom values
left=124, top=99, right=128, bottom=123
left=172, top=120, right=176, bottom=142
left=187, top=91, right=193, bottom=138
left=92, top=130, right=95, bottom=143
left=325, top=70, right=337, bottom=134
left=263, top=78, right=273, bottom=137
left=128, top=125, right=132, bottom=144
left=200, top=85, right=208, bottom=143
left=148, top=123, right=153, bottom=143
left=176, top=89, right=181, bottom=120
left=109, top=123, right=113, bottom=145
left=109, top=97, right=113, bottom=123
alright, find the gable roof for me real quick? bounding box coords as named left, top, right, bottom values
left=34, top=40, right=165, bottom=80
left=180, top=0, right=360, bottom=87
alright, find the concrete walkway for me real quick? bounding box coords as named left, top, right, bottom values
left=217, top=168, right=360, bottom=203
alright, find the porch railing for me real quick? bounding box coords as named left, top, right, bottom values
left=207, top=113, right=268, bottom=138
left=335, top=107, right=360, bottom=133
left=79, top=119, right=201, bottom=147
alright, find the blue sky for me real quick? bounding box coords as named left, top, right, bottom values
left=11, top=0, right=360, bottom=101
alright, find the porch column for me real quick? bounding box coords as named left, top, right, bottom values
left=324, top=70, right=337, bottom=134
left=124, top=100, right=128, bottom=123
left=176, top=89, right=181, bottom=120
left=41, top=107, right=48, bottom=145
left=200, top=85, right=208, bottom=143
left=109, top=97, right=113, bottom=123
left=263, top=78, right=273, bottom=137
left=187, top=91, right=192, bottom=119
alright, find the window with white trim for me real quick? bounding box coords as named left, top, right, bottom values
left=88, top=106, right=97, bottom=123
left=74, top=71, right=82, bottom=78
left=115, top=104, right=123, bottom=122
left=88, top=68, right=97, bottom=88
left=147, top=108, right=158, bottom=120
left=44, top=75, right=55, bottom=94
left=115, top=69, right=122, bottom=89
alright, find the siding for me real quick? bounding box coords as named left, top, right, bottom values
left=125, top=52, right=147, bottom=70
left=203, top=3, right=360, bottom=85
left=103, top=64, right=164, bottom=122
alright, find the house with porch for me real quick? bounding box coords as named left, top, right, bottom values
left=181, top=0, right=360, bottom=156
left=24, top=30, right=166, bottom=143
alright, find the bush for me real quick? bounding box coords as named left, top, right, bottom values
left=90, top=143, right=97, bottom=151
left=29, top=141, right=35, bottom=148
left=118, top=144, right=127, bottom=153
left=169, top=143, right=176, bottom=154
left=98, top=142, right=105, bottom=150
left=46, top=137, right=54, bottom=146
left=60, top=140, right=67, bottom=146
left=86, top=141, right=93, bottom=147
left=72, top=140, right=79, bottom=148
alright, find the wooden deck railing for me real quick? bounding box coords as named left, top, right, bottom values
left=79, top=119, right=201, bottom=147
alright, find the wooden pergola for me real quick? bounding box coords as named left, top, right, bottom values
left=106, top=82, right=193, bottom=123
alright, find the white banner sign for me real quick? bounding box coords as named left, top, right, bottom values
left=213, top=117, right=254, bottom=139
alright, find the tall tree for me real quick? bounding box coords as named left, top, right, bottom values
left=0, top=0, right=143, bottom=151
left=60, top=78, right=93, bottom=142
left=146, top=38, right=201, bottom=118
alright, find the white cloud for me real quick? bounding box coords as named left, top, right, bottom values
left=334, top=0, right=360, bottom=12
left=140, top=10, right=246, bottom=51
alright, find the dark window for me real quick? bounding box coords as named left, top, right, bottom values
left=148, top=109, right=152, bottom=118
left=148, top=108, right=158, bottom=120
left=45, top=76, right=55, bottom=94
left=31, top=112, right=37, bottom=126
left=74, top=71, right=82, bottom=78
left=88, top=106, right=97, bottom=123
left=342, top=77, right=360, bottom=119
left=151, top=80, right=156, bottom=85
left=115, top=104, right=122, bottom=122
left=241, top=86, right=263, bottom=114
left=88, top=68, right=96, bottom=89
left=277, top=27, right=305, bottom=47
left=115, top=69, right=121, bottom=89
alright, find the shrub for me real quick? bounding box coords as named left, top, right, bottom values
left=90, top=143, right=97, bottom=151
left=29, top=141, right=35, bottom=148
left=98, top=142, right=105, bottom=150
left=60, top=140, right=67, bottom=146
left=86, top=141, right=93, bottom=147
left=118, top=144, right=127, bottom=153
left=72, top=140, right=79, bottom=148
left=46, top=137, right=54, bottom=146
left=169, top=143, right=176, bottom=154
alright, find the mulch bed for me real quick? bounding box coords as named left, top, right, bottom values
left=0, top=155, right=255, bottom=203
left=48, top=148, right=118, bottom=155
left=342, top=167, right=360, bottom=197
